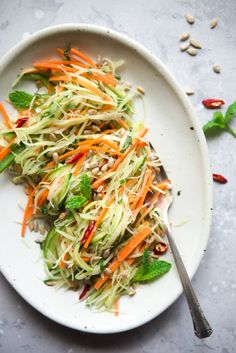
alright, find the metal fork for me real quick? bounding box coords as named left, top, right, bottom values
left=149, top=143, right=213, bottom=338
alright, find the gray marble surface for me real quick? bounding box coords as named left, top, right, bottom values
left=0, top=0, right=236, bottom=352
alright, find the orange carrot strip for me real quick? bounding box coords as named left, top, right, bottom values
left=114, top=299, right=120, bottom=317
left=94, top=225, right=152, bottom=289
left=133, top=173, right=155, bottom=217
left=0, top=140, right=15, bottom=160
left=77, top=138, right=119, bottom=152
left=73, top=153, right=87, bottom=177
left=21, top=191, right=34, bottom=237
left=118, top=118, right=129, bottom=130
left=37, top=188, right=49, bottom=207
left=84, top=196, right=115, bottom=248
left=92, top=127, right=149, bottom=189
left=0, top=102, right=12, bottom=129
left=81, top=257, right=91, bottom=262
left=59, top=252, right=70, bottom=269
left=70, top=48, right=96, bottom=68
left=100, top=104, right=114, bottom=112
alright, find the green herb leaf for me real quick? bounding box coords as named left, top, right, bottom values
left=9, top=90, right=33, bottom=109
left=203, top=101, right=236, bottom=137
left=100, top=259, right=105, bottom=273
left=65, top=195, right=87, bottom=209
left=87, top=68, right=93, bottom=75
left=133, top=250, right=171, bottom=282
left=64, top=43, right=71, bottom=60
left=122, top=135, right=132, bottom=152
left=80, top=174, right=92, bottom=199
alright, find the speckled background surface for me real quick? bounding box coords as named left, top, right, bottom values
left=0, top=1, right=236, bottom=352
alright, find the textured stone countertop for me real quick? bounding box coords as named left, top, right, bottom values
left=0, top=1, right=235, bottom=352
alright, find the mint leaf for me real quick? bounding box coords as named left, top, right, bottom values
left=224, top=101, right=236, bottom=123
left=80, top=174, right=92, bottom=199
left=65, top=195, right=87, bottom=209
left=9, top=91, right=33, bottom=109
left=142, top=248, right=149, bottom=266
left=100, top=259, right=105, bottom=273
left=134, top=259, right=171, bottom=282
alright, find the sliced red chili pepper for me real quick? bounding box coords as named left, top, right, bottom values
left=213, top=173, right=227, bottom=184
left=154, top=242, right=168, bottom=255
left=15, top=117, right=28, bottom=128
left=66, top=152, right=85, bottom=164
left=202, top=99, right=225, bottom=109
left=79, top=283, right=91, bottom=300
left=81, top=220, right=96, bottom=245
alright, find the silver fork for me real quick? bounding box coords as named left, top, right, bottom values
left=150, top=143, right=213, bottom=338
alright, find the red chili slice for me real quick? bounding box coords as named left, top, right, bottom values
left=66, top=152, right=85, bottom=164
left=202, top=99, right=225, bottom=109
left=15, top=117, right=28, bottom=128
left=81, top=220, right=96, bottom=245
left=213, top=173, right=227, bottom=184
left=79, top=283, right=91, bottom=300
left=154, top=242, right=168, bottom=255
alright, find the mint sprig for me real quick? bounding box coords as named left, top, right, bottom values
left=203, top=101, right=236, bottom=137
left=9, top=90, right=33, bottom=109
left=65, top=195, right=87, bottom=209
left=133, top=249, right=171, bottom=282
left=80, top=174, right=92, bottom=199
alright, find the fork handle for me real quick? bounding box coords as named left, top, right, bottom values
left=166, top=229, right=213, bottom=338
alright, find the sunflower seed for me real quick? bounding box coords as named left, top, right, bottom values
left=96, top=193, right=103, bottom=200
left=84, top=129, right=93, bottom=135
left=59, top=212, right=66, bottom=220
left=92, top=167, right=100, bottom=175
left=97, top=185, right=104, bottom=193
left=186, top=89, right=195, bottom=96
left=186, top=48, right=198, bottom=56
left=107, top=157, right=115, bottom=167
left=213, top=64, right=221, bottom=74
left=101, top=163, right=108, bottom=172
left=52, top=152, right=59, bottom=163
left=89, top=161, right=99, bottom=169
left=186, top=14, right=195, bottom=24
left=180, top=42, right=190, bottom=52
left=104, top=268, right=112, bottom=276
left=190, top=39, right=202, bottom=49
left=88, top=109, right=97, bottom=115
left=103, top=249, right=110, bottom=259
left=210, top=18, right=218, bottom=29
left=180, top=32, right=190, bottom=41
left=137, top=86, right=145, bottom=95
left=128, top=287, right=136, bottom=296
left=91, top=124, right=100, bottom=132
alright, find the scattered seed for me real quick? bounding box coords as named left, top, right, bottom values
left=88, top=109, right=97, bottom=115
left=213, top=64, right=221, bottom=74
left=137, top=86, right=145, bottom=95
left=35, top=107, right=41, bottom=114
left=186, top=48, right=198, bottom=56
left=210, top=18, right=218, bottom=29
left=180, top=42, right=190, bottom=52
left=28, top=221, right=34, bottom=232
left=97, top=171, right=102, bottom=176
left=186, top=89, right=195, bottom=96
left=103, top=249, right=110, bottom=259
left=96, top=193, right=103, bottom=200
left=84, top=129, right=93, bottom=135
left=107, top=157, right=114, bottom=168
left=104, top=268, right=112, bottom=276
left=52, top=152, right=59, bottom=163
left=101, top=163, right=108, bottom=172
left=128, top=287, right=136, bottom=296
left=180, top=32, right=190, bottom=41
left=91, top=124, right=100, bottom=132
left=59, top=212, right=66, bottom=220
left=186, top=14, right=195, bottom=24
left=97, top=185, right=104, bottom=193
left=89, top=161, right=99, bottom=169
left=92, top=167, right=99, bottom=175
left=190, top=39, right=202, bottom=49
left=39, top=224, right=46, bottom=235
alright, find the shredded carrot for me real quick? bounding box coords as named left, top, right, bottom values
left=94, top=225, right=152, bottom=289
left=84, top=196, right=115, bottom=248
left=81, top=257, right=91, bottom=262
left=70, top=48, right=96, bottom=68
left=114, top=299, right=120, bottom=317
left=100, top=104, right=114, bottom=112
left=133, top=173, right=155, bottom=217
left=21, top=191, right=34, bottom=237
left=118, top=118, right=129, bottom=130
left=0, top=140, right=15, bottom=160
left=0, top=102, right=12, bottom=129
left=73, top=153, right=87, bottom=177
left=77, top=138, right=119, bottom=152
left=37, top=188, right=49, bottom=207
left=59, top=252, right=70, bottom=269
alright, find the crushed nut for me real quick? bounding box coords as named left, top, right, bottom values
left=180, top=32, right=190, bottom=41
left=210, top=18, right=218, bottom=29
left=186, top=14, right=195, bottom=24
left=186, top=48, right=198, bottom=56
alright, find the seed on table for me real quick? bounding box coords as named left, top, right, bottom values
left=92, top=167, right=100, bottom=175
left=101, top=163, right=108, bottom=172
left=103, top=249, right=110, bottom=259
left=137, top=86, right=145, bottom=95
left=185, top=14, right=195, bottom=24
left=190, top=39, right=202, bottom=49
left=107, top=157, right=115, bottom=167
left=210, top=18, right=218, bottom=29
left=213, top=64, right=221, bottom=74
left=52, top=152, right=59, bottom=163
left=91, top=124, right=100, bottom=132
left=186, top=48, right=198, bottom=56
left=128, top=287, right=136, bottom=296
left=97, top=185, right=104, bottom=193
left=180, top=32, right=190, bottom=41
left=186, top=89, right=195, bottom=96
left=180, top=42, right=190, bottom=52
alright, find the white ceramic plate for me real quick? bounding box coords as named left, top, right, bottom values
left=0, top=24, right=212, bottom=334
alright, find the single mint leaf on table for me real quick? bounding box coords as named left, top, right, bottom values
left=9, top=90, right=33, bottom=109
left=65, top=195, right=87, bottom=209
left=80, top=174, right=92, bottom=199
left=224, top=101, right=236, bottom=123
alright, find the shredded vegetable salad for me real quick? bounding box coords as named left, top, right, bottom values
left=0, top=46, right=172, bottom=313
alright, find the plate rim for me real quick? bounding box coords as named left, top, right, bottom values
left=0, top=23, right=213, bottom=334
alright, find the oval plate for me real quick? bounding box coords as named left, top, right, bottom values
left=0, top=24, right=212, bottom=334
